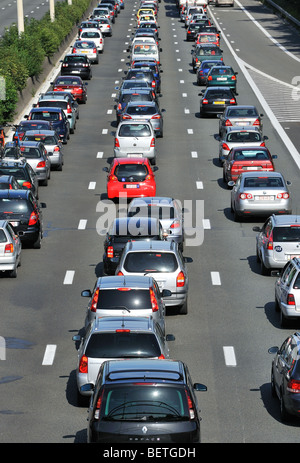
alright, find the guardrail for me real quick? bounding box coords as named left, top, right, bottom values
left=263, top=0, right=300, bottom=28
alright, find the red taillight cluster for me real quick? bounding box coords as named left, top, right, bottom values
left=150, top=138, right=155, bottom=147
left=107, top=246, right=114, bottom=258
left=150, top=288, right=159, bottom=312
left=28, top=211, right=38, bottom=226
left=253, top=118, right=260, bottom=126
left=277, top=193, right=289, bottom=199
left=185, top=389, right=195, bottom=419
left=4, top=243, right=13, bottom=253
left=79, top=355, right=88, bottom=374
left=176, top=271, right=185, bottom=287
left=36, top=161, right=46, bottom=168
left=90, top=288, right=99, bottom=313
left=239, top=193, right=253, bottom=200
left=115, top=138, right=120, bottom=147
left=287, top=379, right=300, bottom=393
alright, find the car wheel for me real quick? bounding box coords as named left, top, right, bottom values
left=260, top=259, right=270, bottom=276
left=179, top=297, right=188, bottom=315
left=57, top=163, right=63, bottom=171
left=280, top=310, right=287, bottom=328
left=77, top=389, right=89, bottom=407
left=271, top=369, right=276, bottom=398
left=280, top=391, right=291, bottom=422
left=70, top=126, right=75, bottom=134
left=275, top=295, right=280, bottom=312
left=41, top=177, right=48, bottom=187
left=233, top=210, right=241, bottom=222
left=32, top=232, right=41, bottom=249
left=8, top=265, right=17, bottom=278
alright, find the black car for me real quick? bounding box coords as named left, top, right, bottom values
left=0, top=158, right=39, bottom=198
left=124, top=68, right=158, bottom=92
left=116, top=88, right=158, bottom=122
left=60, top=54, right=92, bottom=80
left=199, top=86, right=237, bottom=117
left=85, top=358, right=207, bottom=443
left=102, top=216, right=164, bottom=274
left=0, top=174, right=21, bottom=190
left=186, top=21, right=211, bottom=41
left=269, top=332, right=300, bottom=422
left=0, top=189, right=46, bottom=248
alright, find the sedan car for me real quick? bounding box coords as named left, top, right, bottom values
left=93, top=16, right=113, bottom=36
left=219, top=126, right=267, bottom=164
left=223, top=146, right=277, bottom=184
left=50, top=76, right=88, bottom=104
left=196, top=60, right=224, bottom=86
left=113, top=120, right=156, bottom=164
left=273, top=258, right=300, bottom=327
left=0, top=219, right=22, bottom=278
left=60, top=54, right=92, bottom=80
left=192, top=44, right=223, bottom=71
left=229, top=171, right=292, bottom=221
left=206, top=65, right=238, bottom=93
left=121, top=101, right=164, bottom=137
left=103, top=157, right=157, bottom=200
left=12, top=120, right=54, bottom=143
left=25, top=107, right=70, bottom=144
left=23, top=130, right=64, bottom=171
left=199, top=86, right=237, bottom=117
left=115, top=88, right=157, bottom=123
left=71, top=40, right=99, bottom=63
left=78, top=29, right=104, bottom=53
left=218, top=105, right=264, bottom=138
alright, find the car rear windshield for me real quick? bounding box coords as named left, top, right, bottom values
left=128, top=71, right=153, bottom=80
left=227, top=131, right=262, bottom=142
left=126, top=105, right=157, bottom=116
left=124, top=252, right=178, bottom=273
left=55, top=78, right=81, bottom=85
left=197, top=46, right=221, bottom=56
left=198, top=34, right=217, bottom=42
left=0, top=199, right=30, bottom=214
left=100, top=385, right=190, bottom=421
left=120, top=94, right=152, bottom=104
left=30, top=111, right=60, bottom=121
left=122, top=81, right=149, bottom=90
left=227, top=108, right=258, bottom=117
left=24, top=135, right=57, bottom=144
left=129, top=205, right=175, bottom=220
left=133, top=44, right=158, bottom=54
left=86, top=332, right=161, bottom=358
left=273, top=226, right=300, bottom=242
left=39, top=101, right=68, bottom=110
left=233, top=150, right=268, bottom=160
left=20, top=147, right=42, bottom=158
left=243, top=177, right=284, bottom=188
left=211, top=67, right=234, bottom=75
left=114, top=164, right=149, bottom=180
left=19, top=122, right=50, bottom=131
left=74, top=41, right=95, bottom=49
left=119, top=124, right=151, bottom=137
left=96, top=288, right=151, bottom=310
left=0, top=168, right=26, bottom=180
left=207, top=89, right=232, bottom=98
left=81, top=32, right=100, bottom=38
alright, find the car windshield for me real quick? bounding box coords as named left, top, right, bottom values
left=30, top=111, right=60, bottom=121
left=20, top=147, right=42, bottom=158
left=0, top=199, right=30, bottom=214
left=100, top=385, right=190, bottom=421
left=0, top=168, right=26, bottom=180
left=243, top=177, right=284, bottom=188
left=227, top=108, right=258, bottom=117
left=129, top=205, right=175, bottom=220
left=96, top=288, right=152, bottom=310
left=233, top=150, right=268, bottom=160
left=119, top=124, right=151, bottom=137
left=85, top=332, right=161, bottom=358
left=124, top=252, right=178, bottom=273
left=55, top=78, right=81, bottom=85
left=227, top=131, right=261, bottom=142
left=38, top=101, right=68, bottom=110
left=273, top=226, right=300, bottom=242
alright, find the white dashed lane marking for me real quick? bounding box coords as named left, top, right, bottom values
left=211, top=272, right=221, bottom=285
left=223, top=346, right=237, bottom=367
left=42, top=345, right=57, bottom=365
left=63, top=270, right=75, bottom=285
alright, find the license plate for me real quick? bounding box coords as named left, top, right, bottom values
left=124, top=184, right=139, bottom=188
left=217, top=77, right=227, bottom=81
left=214, top=101, right=225, bottom=104
left=71, top=70, right=80, bottom=73
left=10, top=222, right=19, bottom=227
left=237, top=121, right=249, bottom=125
left=244, top=166, right=259, bottom=170
left=290, top=255, right=300, bottom=259
left=128, top=153, right=143, bottom=157
left=255, top=196, right=274, bottom=200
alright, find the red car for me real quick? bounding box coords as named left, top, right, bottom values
left=223, top=146, right=277, bottom=184
left=50, top=76, right=88, bottom=103
left=103, top=157, right=158, bottom=200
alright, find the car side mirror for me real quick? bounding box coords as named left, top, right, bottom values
left=268, top=347, right=279, bottom=355
left=184, top=256, right=193, bottom=263
left=166, top=334, right=175, bottom=341
left=161, top=289, right=172, bottom=297
left=39, top=202, right=46, bottom=208
left=103, top=167, right=109, bottom=172
left=72, top=335, right=81, bottom=342
left=194, top=383, right=207, bottom=392
left=252, top=226, right=261, bottom=232
left=228, top=181, right=235, bottom=187
left=271, top=270, right=280, bottom=277
left=272, top=155, right=277, bottom=159
left=152, top=166, right=158, bottom=172
left=81, top=289, right=92, bottom=297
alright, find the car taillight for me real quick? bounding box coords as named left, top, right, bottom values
left=67, top=104, right=72, bottom=114
left=72, top=48, right=76, bottom=53
left=150, top=138, right=155, bottom=147
left=74, top=87, right=82, bottom=92
left=79, top=355, right=88, bottom=374
left=117, top=103, right=122, bottom=111
left=287, top=379, right=300, bottom=393
left=90, top=288, right=99, bottom=313
left=117, top=271, right=124, bottom=276
left=4, top=243, right=13, bottom=253
left=207, top=76, right=212, bottom=81
left=176, top=271, right=185, bottom=287
left=22, top=181, right=31, bottom=189
left=36, top=161, right=46, bottom=168
left=253, top=118, right=260, bottom=126
left=122, top=115, right=132, bottom=120
left=260, top=142, right=265, bottom=147
left=222, top=143, right=230, bottom=151
left=115, top=138, right=120, bottom=147
left=28, top=211, right=38, bottom=226
left=94, top=390, right=104, bottom=420
left=170, top=220, right=180, bottom=229
left=151, top=80, right=156, bottom=88
left=93, top=48, right=97, bottom=53
left=229, top=98, right=236, bottom=104
left=100, top=39, right=103, bottom=44
left=107, top=246, right=114, bottom=258
left=109, top=174, right=118, bottom=181
left=277, top=193, right=289, bottom=199
left=239, top=193, right=253, bottom=200
left=62, top=64, right=68, bottom=67
left=202, top=99, right=208, bottom=104
left=225, top=119, right=232, bottom=126
left=150, top=288, right=159, bottom=312
left=199, top=70, right=203, bottom=75
left=287, top=293, right=295, bottom=306
left=185, top=389, right=195, bottom=419
left=267, top=231, right=273, bottom=250
left=195, top=58, right=198, bottom=63
left=145, top=174, right=153, bottom=181
left=54, top=146, right=60, bottom=152
left=151, top=114, right=161, bottom=119
left=231, top=75, right=236, bottom=80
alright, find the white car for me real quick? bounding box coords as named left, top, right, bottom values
left=219, top=126, right=268, bottom=164
left=79, top=28, right=104, bottom=53
left=0, top=220, right=22, bottom=278
left=72, top=40, right=99, bottom=64
left=114, top=119, right=156, bottom=164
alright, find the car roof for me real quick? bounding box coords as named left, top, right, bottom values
left=226, top=105, right=257, bottom=110
left=126, top=100, right=156, bottom=106
left=271, top=215, right=300, bottom=226
left=240, top=171, right=283, bottom=179
left=226, top=126, right=260, bottom=133
left=118, top=119, right=152, bottom=125
left=92, top=316, right=155, bottom=332
left=0, top=219, right=9, bottom=228
left=19, top=141, right=42, bottom=147
left=111, top=156, right=150, bottom=164
left=96, top=274, right=155, bottom=289
left=231, top=145, right=267, bottom=151
left=125, top=240, right=177, bottom=252
left=103, top=358, right=185, bottom=382
left=30, top=107, right=63, bottom=113
left=0, top=189, right=30, bottom=199
left=129, top=196, right=174, bottom=205
left=110, top=216, right=160, bottom=233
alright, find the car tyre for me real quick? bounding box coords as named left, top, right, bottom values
left=271, top=370, right=276, bottom=398
left=280, top=391, right=291, bottom=422
left=179, top=298, right=188, bottom=315
left=8, top=265, right=17, bottom=278
left=77, top=390, right=89, bottom=407
left=32, top=232, right=42, bottom=249
left=260, top=259, right=270, bottom=276
left=280, top=310, right=287, bottom=328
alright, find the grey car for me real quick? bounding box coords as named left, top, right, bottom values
left=72, top=316, right=175, bottom=404
left=36, top=93, right=77, bottom=134
left=273, top=258, right=300, bottom=327
left=23, top=130, right=64, bottom=171
left=71, top=40, right=99, bottom=64
left=218, top=105, right=264, bottom=138
left=114, top=120, right=156, bottom=164
left=82, top=274, right=169, bottom=333
left=13, top=141, right=51, bottom=186
left=229, top=171, right=292, bottom=221
left=121, top=100, right=164, bottom=137
left=219, top=126, right=267, bottom=164
left=116, top=240, right=189, bottom=314
left=127, top=196, right=184, bottom=250
left=0, top=219, right=22, bottom=278
left=253, top=215, right=300, bottom=275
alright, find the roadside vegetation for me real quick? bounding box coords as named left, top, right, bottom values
left=263, top=0, right=300, bottom=22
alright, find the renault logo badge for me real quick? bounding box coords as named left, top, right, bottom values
left=142, top=426, right=148, bottom=434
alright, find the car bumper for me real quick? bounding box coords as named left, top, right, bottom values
left=114, top=149, right=156, bottom=159
left=107, top=183, right=156, bottom=199
left=0, top=257, right=18, bottom=271
left=161, top=290, right=188, bottom=307
left=48, top=153, right=62, bottom=166
left=235, top=203, right=292, bottom=217
left=61, top=69, right=91, bottom=79
left=201, top=104, right=229, bottom=115
left=34, top=169, right=48, bottom=181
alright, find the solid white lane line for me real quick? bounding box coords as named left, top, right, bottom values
left=63, top=270, right=75, bottom=285
left=187, top=129, right=193, bottom=134
left=223, top=346, right=237, bottom=367
left=42, top=345, right=57, bottom=365
left=102, top=129, right=108, bottom=134
left=211, top=272, right=221, bottom=285
left=78, top=219, right=87, bottom=230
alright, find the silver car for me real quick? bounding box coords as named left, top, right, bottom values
left=116, top=240, right=189, bottom=314
left=72, top=316, right=175, bottom=404
left=218, top=105, right=264, bottom=138
left=253, top=215, right=300, bottom=275
left=13, top=141, right=51, bottom=186
left=219, top=126, right=267, bottom=164
left=0, top=219, right=21, bottom=278
left=43, top=90, right=80, bottom=121
left=273, top=257, right=300, bottom=327
left=121, top=101, right=164, bottom=137
left=215, top=0, right=234, bottom=5
left=114, top=119, right=156, bottom=164
left=37, top=93, right=77, bottom=133
left=127, top=196, right=184, bottom=250
left=23, top=130, right=64, bottom=171
left=93, top=16, right=112, bottom=36
left=82, top=274, right=168, bottom=333
left=71, top=40, right=99, bottom=64
left=229, top=171, right=292, bottom=221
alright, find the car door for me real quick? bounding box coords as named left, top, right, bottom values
left=275, top=262, right=292, bottom=305
left=273, top=337, right=291, bottom=394
left=281, top=264, right=297, bottom=308
left=258, top=218, right=272, bottom=258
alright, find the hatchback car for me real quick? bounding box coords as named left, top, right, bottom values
left=0, top=219, right=21, bottom=278
left=273, top=258, right=300, bottom=327
left=130, top=60, right=162, bottom=92
left=114, top=121, right=156, bottom=163
left=102, top=216, right=164, bottom=274
left=79, top=29, right=104, bottom=53
left=121, top=101, right=164, bottom=137
left=18, top=141, right=51, bottom=186
left=0, top=175, right=21, bottom=190
left=199, top=86, right=237, bottom=117
left=196, top=60, right=224, bottom=86
left=0, top=189, right=46, bottom=248
left=229, top=171, right=292, bottom=221
left=253, top=214, right=300, bottom=275
left=223, top=146, right=276, bottom=184
left=116, top=240, right=189, bottom=314
left=85, top=358, right=207, bottom=443
left=206, top=65, right=238, bottom=93
left=78, top=20, right=102, bottom=36
left=0, top=158, right=39, bottom=198
left=23, top=130, right=63, bottom=171
left=50, top=76, right=88, bottom=104
left=93, top=16, right=113, bottom=36
left=103, top=157, right=158, bottom=200
left=72, top=40, right=99, bottom=64
left=192, top=44, right=223, bottom=71
left=72, top=316, right=175, bottom=404
left=36, top=93, right=77, bottom=134
left=43, top=90, right=80, bottom=121
left=131, top=42, right=161, bottom=65
left=12, top=120, right=55, bottom=143
left=60, top=54, right=92, bottom=80
left=91, top=6, right=115, bottom=23
left=123, top=68, right=157, bottom=92
left=127, top=196, right=184, bottom=250
left=218, top=105, right=264, bottom=138
left=81, top=274, right=168, bottom=331
left=268, top=332, right=300, bottom=421
left=115, top=88, right=157, bottom=122
left=25, top=107, right=70, bottom=144
left=219, top=126, right=267, bottom=164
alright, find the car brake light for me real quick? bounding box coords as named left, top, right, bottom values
left=122, top=115, right=132, bottom=120
left=287, top=379, right=300, bottom=393
left=94, top=390, right=104, bottom=420
left=202, top=99, right=208, bottom=104
left=90, top=288, right=99, bottom=312
left=117, top=271, right=124, bottom=276
left=287, top=294, right=295, bottom=306
left=225, top=119, right=232, bottom=126
left=170, top=220, right=180, bottom=229
left=239, top=193, right=253, bottom=200
left=151, top=114, right=161, bottom=119
left=79, top=355, right=88, bottom=374
left=277, top=193, right=289, bottom=199
left=67, top=104, right=72, bottom=114
left=253, top=118, right=260, bottom=126
left=93, top=48, right=97, bottom=53
left=107, top=246, right=114, bottom=258
left=150, top=138, right=155, bottom=147
left=222, top=143, right=230, bottom=151
left=115, top=138, right=120, bottom=147
left=267, top=231, right=273, bottom=250
left=115, top=329, right=130, bottom=332
left=150, top=288, right=159, bottom=312
left=4, top=243, right=13, bottom=253
left=176, top=271, right=185, bottom=287
left=54, top=146, right=60, bottom=152
left=28, top=211, right=38, bottom=226
left=36, top=161, right=46, bottom=168
left=72, top=48, right=76, bottom=53
left=229, top=98, right=236, bottom=104
left=158, top=354, right=165, bottom=359
left=231, top=75, right=236, bottom=80
left=22, top=181, right=32, bottom=189
left=260, top=142, right=265, bottom=147
left=185, top=389, right=195, bottom=419
left=207, top=76, right=212, bottom=81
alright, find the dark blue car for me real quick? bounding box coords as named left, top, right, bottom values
left=12, top=120, right=55, bottom=143
left=25, top=107, right=70, bottom=144
left=131, top=60, right=162, bottom=92
left=196, top=60, right=225, bottom=86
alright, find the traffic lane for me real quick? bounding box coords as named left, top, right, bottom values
left=208, top=1, right=300, bottom=85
